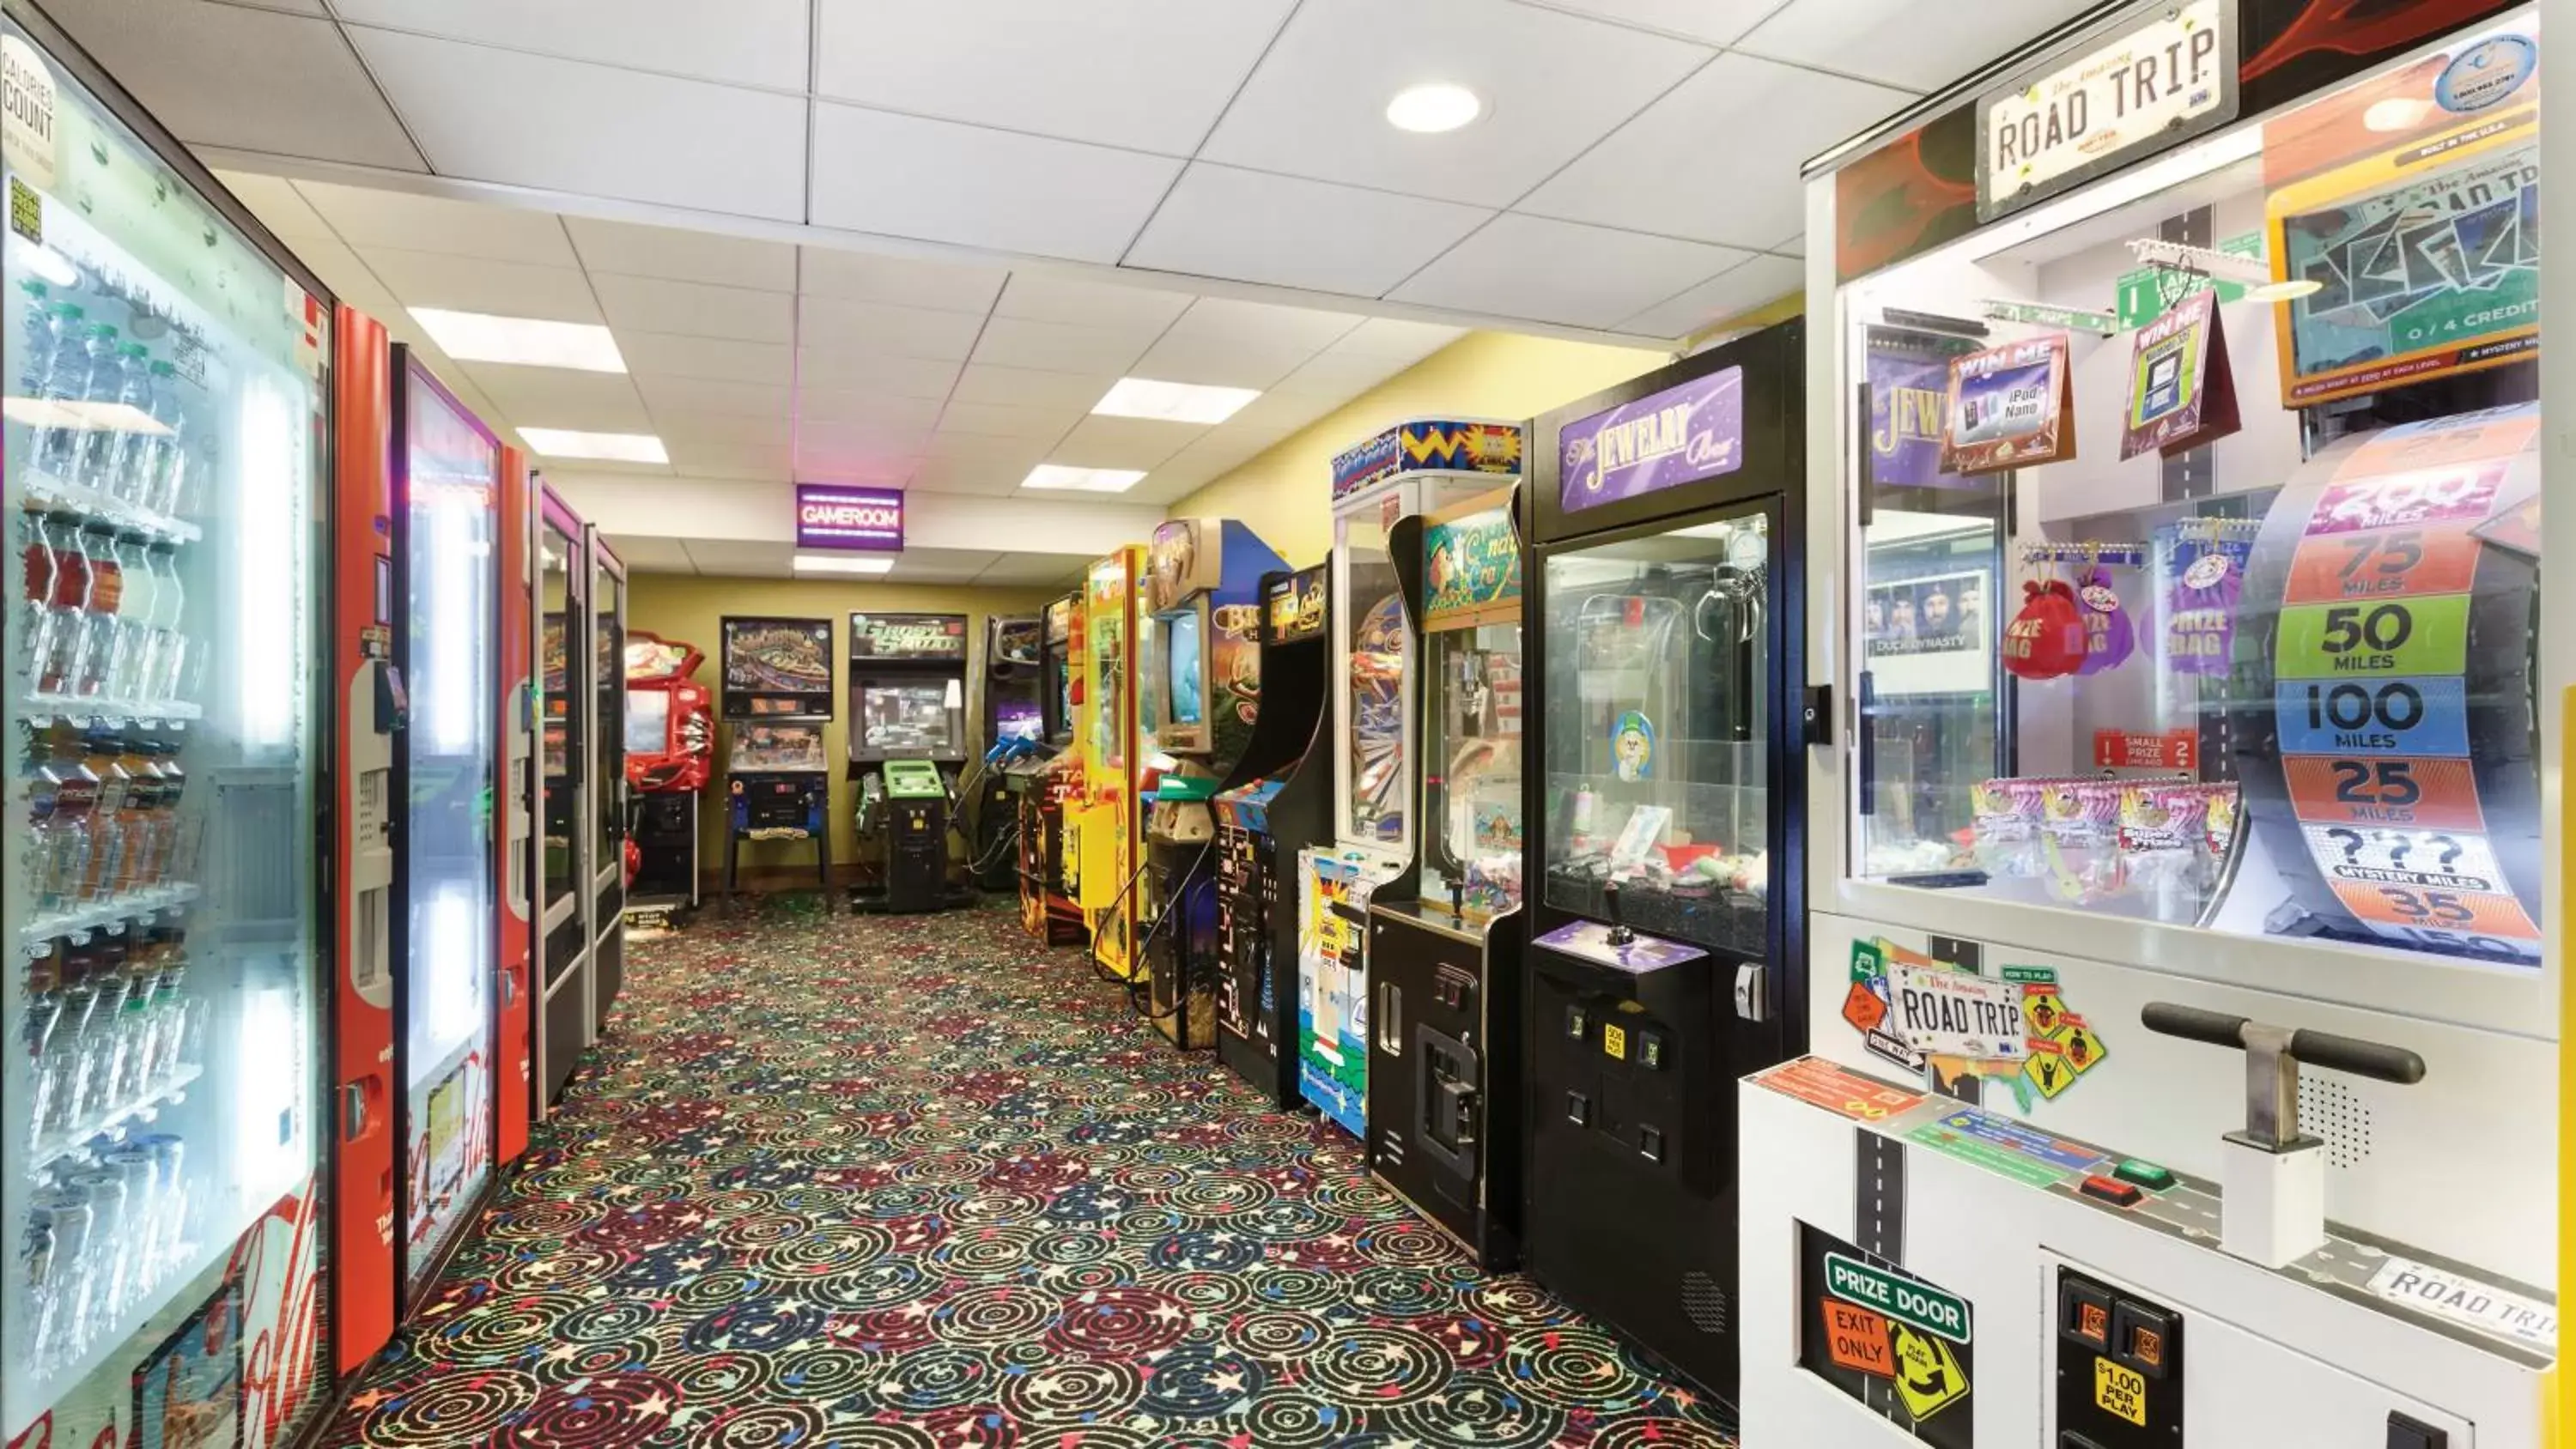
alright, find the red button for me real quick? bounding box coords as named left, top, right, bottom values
left=2080, top=1174, right=2142, bottom=1208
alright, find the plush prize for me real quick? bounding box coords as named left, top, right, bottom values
left=2002, top=579, right=2087, bottom=680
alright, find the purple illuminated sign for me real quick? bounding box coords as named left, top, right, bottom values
left=1559, top=366, right=1743, bottom=512
left=795, top=484, right=904, bottom=551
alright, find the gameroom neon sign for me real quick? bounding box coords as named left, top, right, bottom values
left=795, top=484, right=904, bottom=551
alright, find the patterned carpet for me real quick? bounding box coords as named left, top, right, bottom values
left=321, top=897, right=1735, bottom=1448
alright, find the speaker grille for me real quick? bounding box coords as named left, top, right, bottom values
left=1680, top=1271, right=1728, bottom=1335
left=2299, top=1074, right=2373, bottom=1169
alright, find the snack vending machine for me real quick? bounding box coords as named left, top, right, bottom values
left=1297, top=421, right=1522, bottom=1137
left=1746, top=5, right=2554, bottom=1444
left=4, top=4, right=342, bottom=1438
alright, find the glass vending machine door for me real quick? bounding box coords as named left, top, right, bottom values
left=587, top=538, right=624, bottom=1029
left=3, top=15, right=331, bottom=1443
left=535, top=504, right=587, bottom=1107
left=397, top=362, right=497, bottom=1294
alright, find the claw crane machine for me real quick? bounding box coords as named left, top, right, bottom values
left=1743, top=3, right=2557, bottom=1444
left=1076, top=547, right=1149, bottom=980
left=1297, top=421, right=1522, bottom=1138
left=3, top=2, right=341, bottom=1440
left=1019, top=592, right=1085, bottom=946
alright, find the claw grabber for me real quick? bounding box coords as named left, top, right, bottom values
left=2140, top=1003, right=2425, bottom=1270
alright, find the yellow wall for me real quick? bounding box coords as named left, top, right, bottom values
left=623, top=574, right=1072, bottom=880
left=1170, top=330, right=1673, bottom=566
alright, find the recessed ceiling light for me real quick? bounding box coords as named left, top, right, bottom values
left=1093, top=377, right=1261, bottom=425
left=1024, top=464, right=1146, bottom=494
left=518, top=428, right=668, bottom=464
left=1387, top=82, right=1483, bottom=134
left=795, top=554, right=895, bottom=575
left=410, top=307, right=628, bottom=373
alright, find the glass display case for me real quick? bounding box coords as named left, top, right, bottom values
left=1417, top=525, right=1525, bottom=922
left=3, top=8, right=332, bottom=1438
left=586, top=531, right=624, bottom=1031
left=1334, top=512, right=1407, bottom=852
left=533, top=488, right=588, bottom=1112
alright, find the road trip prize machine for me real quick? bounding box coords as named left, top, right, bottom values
left=845, top=611, right=975, bottom=915
left=1518, top=330, right=1808, bottom=1402
left=4, top=8, right=343, bottom=1439
left=1134, top=518, right=1287, bottom=1050
left=976, top=614, right=1045, bottom=892
left=1212, top=564, right=1330, bottom=1109
left=1364, top=482, right=1530, bottom=1270
left=1298, top=421, right=1523, bottom=1138
left=1076, top=546, right=1150, bottom=980
left=1745, top=5, right=2555, bottom=1445
left=621, top=630, right=712, bottom=928
left=1019, top=593, right=1087, bottom=946
left=718, top=615, right=834, bottom=899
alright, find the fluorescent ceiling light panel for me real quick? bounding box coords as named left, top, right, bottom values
left=518, top=428, right=668, bottom=464
left=1092, top=377, right=1261, bottom=425
left=795, top=554, right=895, bottom=574
left=1023, top=464, right=1146, bottom=494
left=410, top=307, right=629, bottom=373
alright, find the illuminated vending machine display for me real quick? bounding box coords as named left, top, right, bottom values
left=1019, top=593, right=1086, bottom=945
left=1297, top=421, right=1522, bottom=1138
left=1077, top=548, right=1148, bottom=979
left=1134, top=518, right=1287, bottom=1050
left=3, top=8, right=338, bottom=1440
left=1364, top=482, right=1527, bottom=1270
left=1742, top=5, right=2555, bottom=1445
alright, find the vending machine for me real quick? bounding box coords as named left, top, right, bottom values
left=1212, top=566, right=1330, bottom=1109
left=1018, top=595, right=1086, bottom=945
left=532, top=484, right=590, bottom=1112
left=1365, top=484, right=1528, bottom=1270
left=1518, top=330, right=1808, bottom=1402
left=1134, top=518, right=1287, bottom=1048
left=1297, top=420, right=1522, bottom=1137
left=1746, top=5, right=2554, bottom=1444
left=4, top=5, right=343, bottom=1439
left=582, top=531, right=626, bottom=1022
left=719, top=615, right=833, bottom=898
left=621, top=630, right=711, bottom=927
left=1076, top=548, right=1148, bottom=979
left=494, top=447, right=534, bottom=1166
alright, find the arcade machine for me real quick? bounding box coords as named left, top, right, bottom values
left=1213, top=565, right=1331, bottom=1108
left=1518, top=329, right=1807, bottom=1401
left=1298, top=421, right=1524, bottom=1137
left=718, top=615, right=832, bottom=899
left=1020, top=594, right=1087, bottom=945
left=846, top=611, right=974, bottom=914
left=1134, top=518, right=1287, bottom=1049
left=1076, top=547, right=1150, bottom=980
left=1743, top=5, right=2554, bottom=1445
left=1366, top=485, right=1528, bottom=1270
left=975, top=615, right=1046, bottom=892
left=621, top=630, right=712, bottom=928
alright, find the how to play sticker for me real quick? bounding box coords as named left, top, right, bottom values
left=1842, top=939, right=2110, bottom=1112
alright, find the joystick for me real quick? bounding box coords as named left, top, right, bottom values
left=1603, top=879, right=1633, bottom=947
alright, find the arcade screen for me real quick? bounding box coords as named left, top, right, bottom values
left=626, top=689, right=671, bottom=755
left=730, top=720, right=827, bottom=773
left=1839, top=15, right=2543, bottom=969
left=860, top=679, right=960, bottom=755
left=721, top=616, right=834, bottom=718
left=1166, top=609, right=1206, bottom=728
left=995, top=700, right=1044, bottom=743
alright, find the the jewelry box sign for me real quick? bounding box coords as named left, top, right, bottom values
left=795, top=484, right=904, bottom=551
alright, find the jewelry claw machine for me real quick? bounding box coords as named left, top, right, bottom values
left=1745, top=5, right=2555, bottom=1444
left=1298, top=421, right=1523, bottom=1138
left=1517, top=330, right=1808, bottom=1404
left=4, top=2, right=341, bottom=1440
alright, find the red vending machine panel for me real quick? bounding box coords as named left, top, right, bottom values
left=497, top=447, right=534, bottom=1163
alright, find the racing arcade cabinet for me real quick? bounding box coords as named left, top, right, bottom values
left=1367, top=485, right=1528, bottom=1270
left=1135, top=518, right=1287, bottom=1049
left=1521, top=328, right=1807, bottom=1402
left=1020, top=594, right=1086, bottom=945
left=622, top=630, right=710, bottom=927
left=846, top=612, right=973, bottom=914
left=719, top=615, right=833, bottom=899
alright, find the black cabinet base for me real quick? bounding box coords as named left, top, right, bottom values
left=1366, top=907, right=1521, bottom=1272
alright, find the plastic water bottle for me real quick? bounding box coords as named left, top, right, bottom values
left=27, top=301, right=88, bottom=481
left=83, top=342, right=149, bottom=500
left=63, top=324, right=121, bottom=491
left=137, top=361, right=185, bottom=517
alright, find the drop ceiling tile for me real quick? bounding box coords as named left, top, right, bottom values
left=813, top=0, right=1295, bottom=154
left=39, top=0, right=423, bottom=170
left=650, top=409, right=792, bottom=446
left=1389, top=214, right=1752, bottom=329
left=568, top=218, right=797, bottom=292
left=797, top=296, right=987, bottom=362
left=1618, top=252, right=1805, bottom=336
left=922, top=432, right=1054, bottom=469
left=536, top=454, right=674, bottom=477
left=664, top=438, right=793, bottom=482
left=297, top=181, right=579, bottom=264
left=614, top=332, right=794, bottom=386
left=329, top=0, right=811, bottom=90
left=631, top=374, right=789, bottom=419
left=1049, top=415, right=1202, bottom=471
left=350, top=27, right=807, bottom=221
left=216, top=172, right=332, bottom=238
left=1771, top=232, right=1807, bottom=258
left=793, top=454, right=924, bottom=487
left=798, top=392, right=945, bottom=431
left=936, top=401, right=1086, bottom=441
left=1520, top=52, right=1908, bottom=250
left=799, top=247, right=1008, bottom=314
left=976, top=554, right=1091, bottom=585
left=361, top=247, right=601, bottom=322
left=1200, top=0, right=1710, bottom=208
left=1266, top=349, right=1412, bottom=399
left=1329, top=317, right=1469, bottom=361
left=276, top=237, right=396, bottom=318
left=951, top=365, right=1119, bottom=412
left=908, top=460, right=1027, bottom=496
left=1162, top=297, right=1364, bottom=353
left=994, top=274, right=1194, bottom=332
left=683, top=538, right=795, bottom=577
left=1514, top=0, right=1779, bottom=43
left=1736, top=0, right=2099, bottom=90
left=972, top=317, right=1159, bottom=376
left=810, top=104, right=1183, bottom=264
left=1125, top=334, right=1320, bottom=392
left=796, top=421, right=935, bottom=456
left=795, top=350, right=963, bottom=399
left=592, top=273, right=794, bottom=344
left=1127, top=165, right=1493, bottom=297
left=460, top=363, right=652, bottom=431
left=1220, top=390, right=1343, bottom=435
left=603, top=534, right=697, bottom=572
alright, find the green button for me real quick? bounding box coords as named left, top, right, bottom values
left=2113, top=1158, right=2173, bottom=1191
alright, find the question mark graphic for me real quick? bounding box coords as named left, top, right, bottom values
left=2384, top=832, right=2411, bottom=870
left=2434, top=834, right=2465, bottom=872
left=2327, top=828, right=2363, bottom=861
